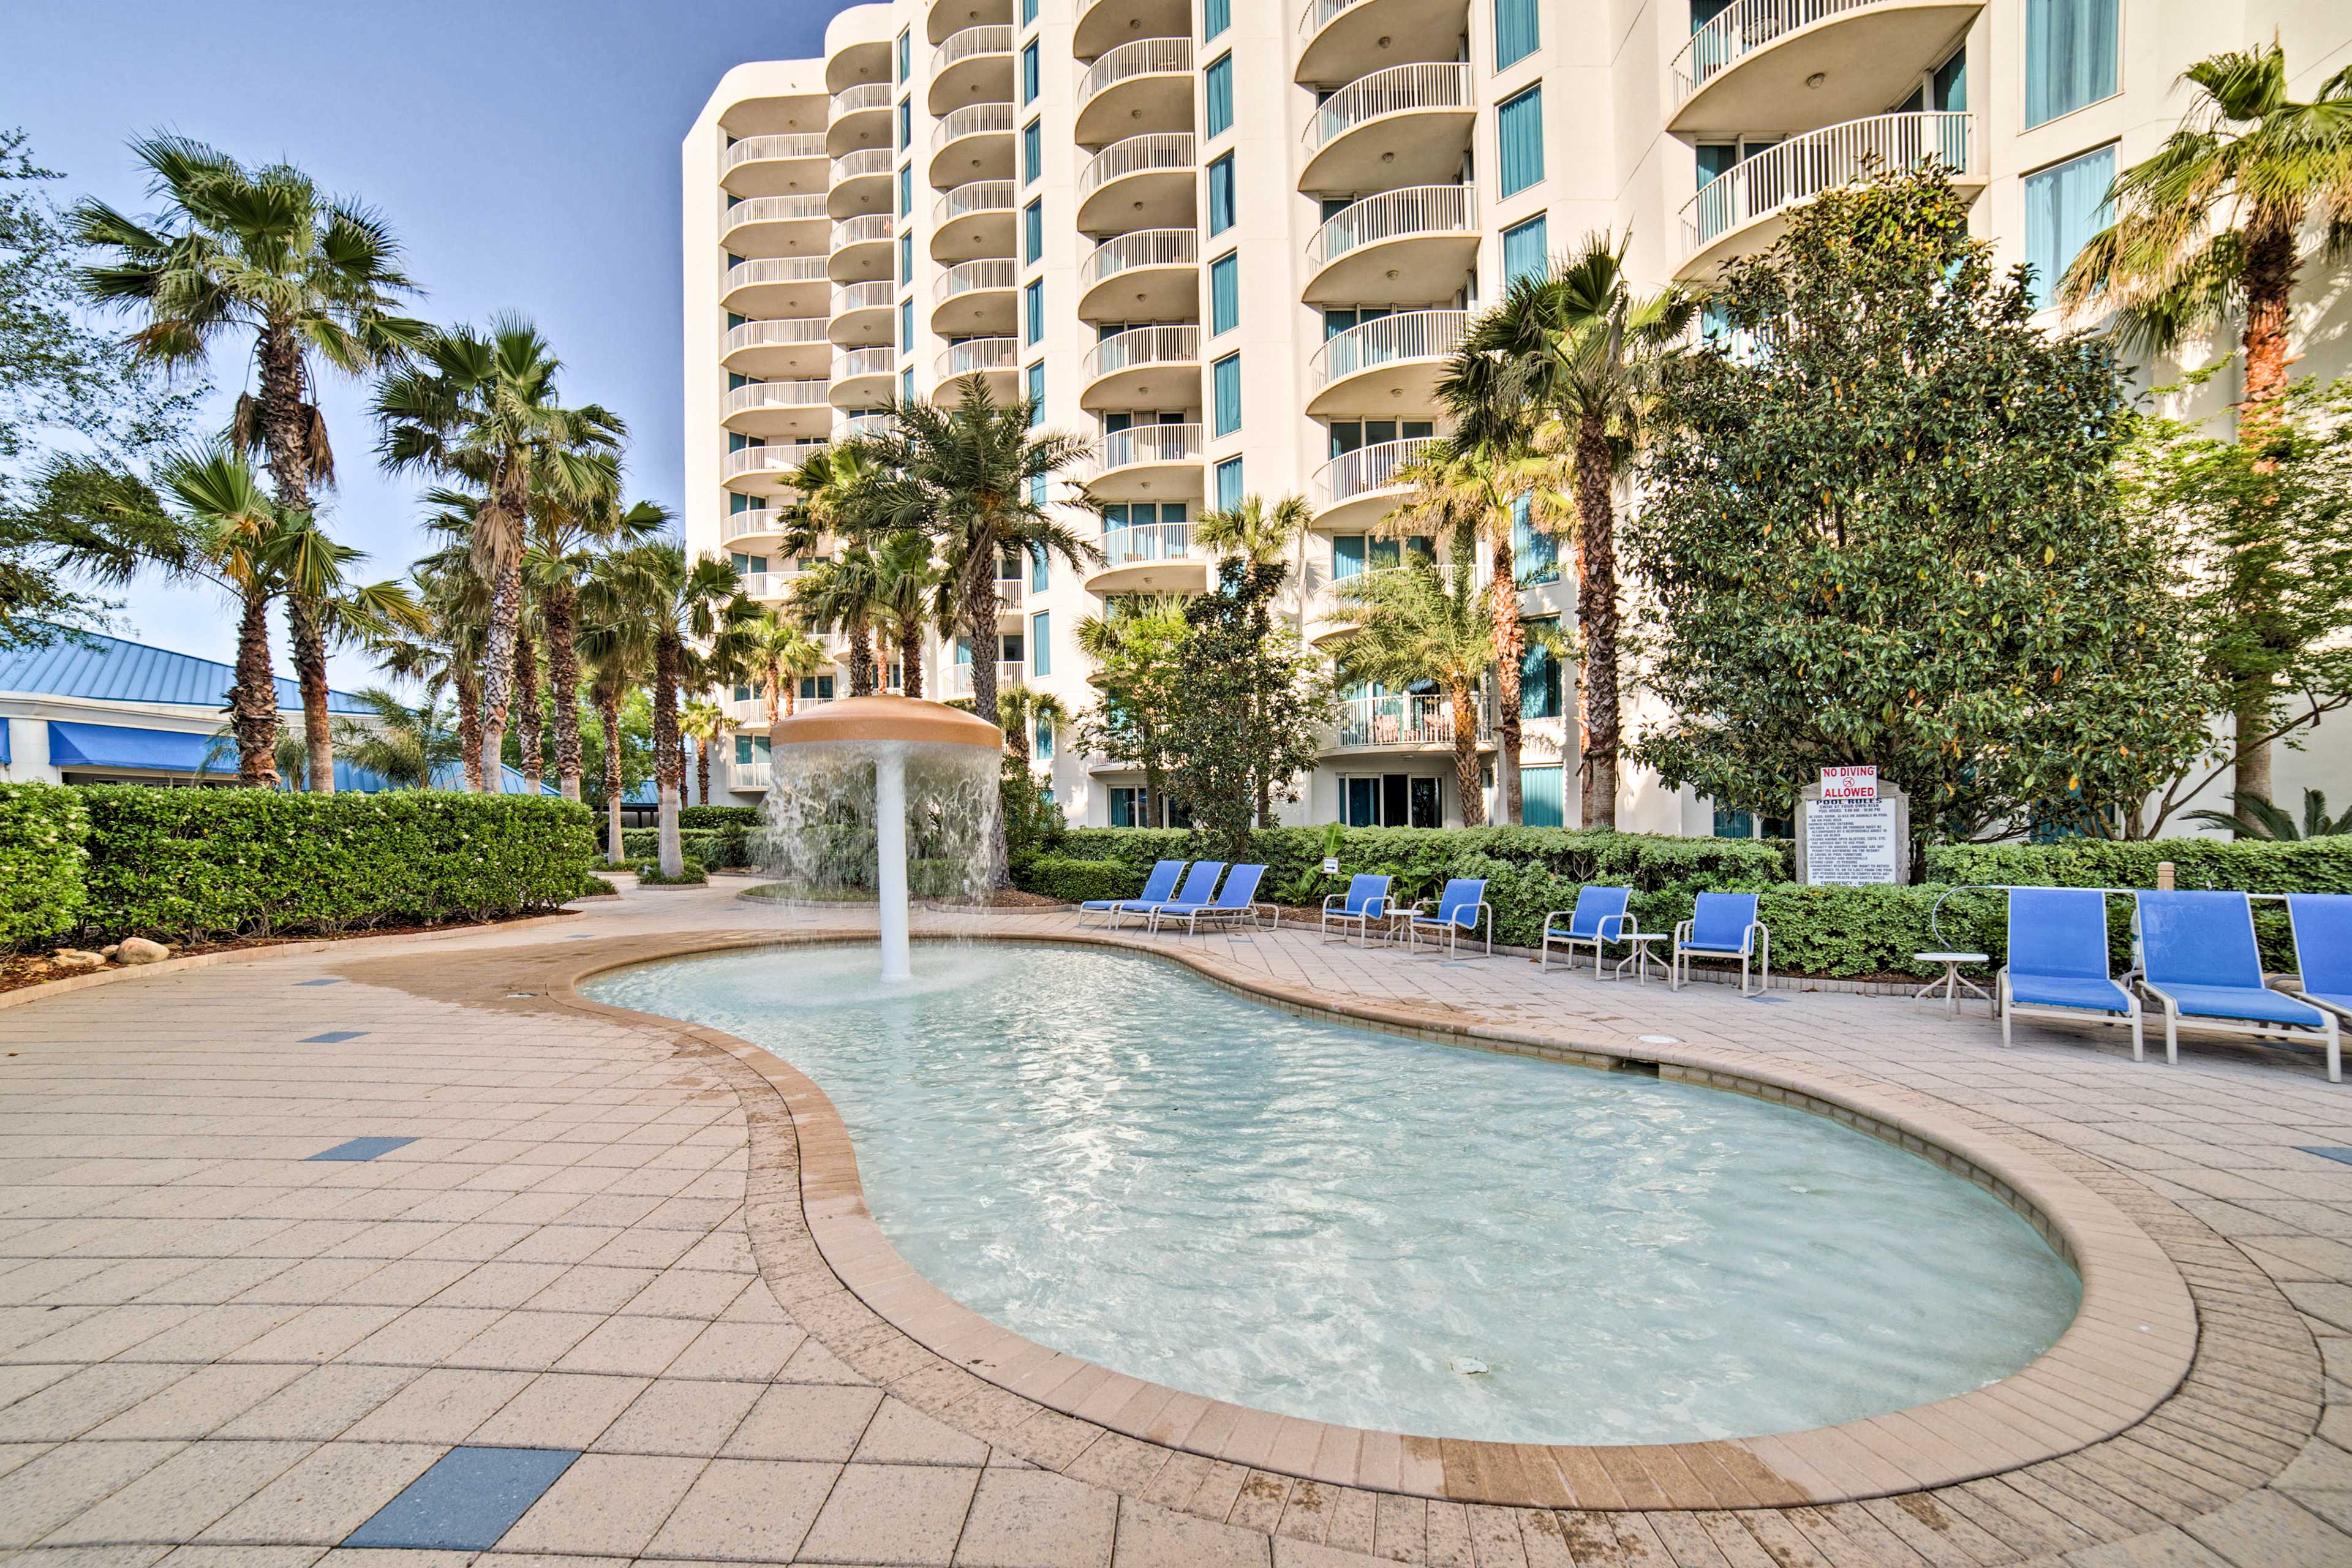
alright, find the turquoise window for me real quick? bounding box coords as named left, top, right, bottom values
left=1496, top=86, right=1545, bottom=198
left=1022, top=0, right=1039, bottom=23
left=899, top=299, right=913, bottom=352
left=1030, top=472, right=1047, bottom=504
left=1205, top=53, right=1234, bottom=140
left=799, top=674, right=836, bottom=702
left=1022, top=119, right=1042, bottom=184
left=2026, top=0, right=2117, bottom=127
left=1521, top=765, right=1564, bottom=826
left=902, top=367, right=914, bottom=399
left=896, top=28, right=910, bottom=82
left=1502, top=214, right=1548, bottom=288
left=1520, top=614, right=1562, bottom=720
left=1209, top=251, right=1239, bottom=336
left=1934, top=47, right=1968, bottom=111
left=1207, top=154, right=1235, bottom=236
left=1203, top=0, right=1229, bottom=39
left=1495, top=0, right=1539, bottom=69
left=2022, top=145, right=2114, bottom=311
left=897, top=97, right=911, bottom=151
left=899, top=233, right=913, bottom=283
left=898, top=164, right=911, bottom=216
left=1030, top=545, right=1049, bottom=592
left=1036, top=717, right=1054, bottom=760
left=1215, top=456, right=1243, bottom=511
left=1025, top=279, right=1044, bottom=344
left=1212, top=353, right=1242, bottom=436
left=1510, top=492, right=1558, bottom=584
left=1031, top=612, right=1050, bottom=677
left=1023, top=198, right=1042, bottom=262
left=1022, top=40, right=1040, bottom=104
left=1027, top=360, right=1045, bottom=418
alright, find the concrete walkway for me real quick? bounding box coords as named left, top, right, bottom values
left=0, top=880, right=2348, bottom=1566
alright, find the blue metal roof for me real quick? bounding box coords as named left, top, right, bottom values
left=0, top=625, right=369, bottom=714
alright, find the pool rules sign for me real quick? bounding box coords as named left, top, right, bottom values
left=1795, top=767, right=1910, bottom=886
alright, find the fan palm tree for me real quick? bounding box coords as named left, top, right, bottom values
left=374, top=315, right=622, bottom=789
left=391, top=551, right=491, bottom=791
left=1196, top=492, right=1312, bottom=573
left=870, top=530, right=939, bottom=697
left=742, top=611, right=829, bottom=722
left=155, top=446, right=292, bottom=786
left=2184, top=788, right=2352, bottom=840
left=268, top=512, right=430, bottom=791
left=788, top=547, right=889, bottom=695
left=334, top=688, right=461, bottom=790
left=996, top=687, right=1069, bottom=767
left=524, top=454, right=666, bottom=801
left=681, top=698, right=726, bottom=807
left=1332, top=551, right=1499, bottom=826
left=576, top=565, right=655, bottom=863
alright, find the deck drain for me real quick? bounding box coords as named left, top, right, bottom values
left=1637, top=1034, right=1679, bottom=1046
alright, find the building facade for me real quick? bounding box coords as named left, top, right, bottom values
left=683, top=0, right=2352, bottom=833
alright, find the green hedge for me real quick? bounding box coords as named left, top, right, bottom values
left=629, top=857, right=708, bottom=886
left=679, top=805, right=763, bottom=830
left=0, top=784, right=89, bottom=947
left=1020, top=856, right=1147, bottom=905
left=622, top=827, right=753, bottom=869
left=1927, top=835, right=2352, bottom=893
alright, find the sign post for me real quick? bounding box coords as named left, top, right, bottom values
left=1795, top=767, right=1909, bottom=886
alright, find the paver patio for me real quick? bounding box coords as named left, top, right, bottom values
left=1, top=878, right=2349, bottom=1566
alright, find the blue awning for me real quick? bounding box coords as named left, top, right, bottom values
left=48, top=721, right=231, bottom=775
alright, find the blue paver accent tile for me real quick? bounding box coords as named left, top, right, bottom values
left=2302, top=1147, right=2352, bottom=1166
left=297, top=978, right=342, bottom=987
left=343, top=1446, right=579, bottom=1550
left=302, top=1030, right=368, bottom=1042
left=308, top=1136, right=417, bottom=1163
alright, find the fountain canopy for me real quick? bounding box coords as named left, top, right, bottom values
left=769, top=693, right=1002, bottom=753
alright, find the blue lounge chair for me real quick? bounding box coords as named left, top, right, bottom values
left=1672, top=892, right=1769, bottom=995
left=1109, top=860, right=1223, bottom=929
left=1540, top=885, right=1637, bottom=974
left=1999, top=888, right=2141, bottom=1055
left=1151, top=863, right=1273, bottom=934
left=1078, top=859, right=1180, bottom=926
left=1321, top=873, right=1393, bottom=946
left=2138, top=890, right=2338, bottom=1082
left=2286, top=894, right=2352, bottom=1033
left=1403, top=878, right=1491, bottom=957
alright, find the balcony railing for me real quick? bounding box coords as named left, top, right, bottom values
left=723, top=382, right=832, bottom=420
left=1076, top=132, right=1195, bottom=200
left=945, top=659, right=1027, bottom=696
left=1313, top=436, right=1438, bottom=509
left=1087, top=323, right=1199, bottom=380
left=942, top=258, right=1019, bottom=298
left=729, top=760, right=773, bottom=793
left=1332, top=692, right=1492, bottom=748
left=1298, top=0, right=1370, bottom=37
left=726, top=256, right=830, bottom=295
left=933, top=101, right=1016, bottom=152
left=1302, top=62, right=1474, bottom=156
left=1309, top=309, right=1468, bottom=390
left=832, top=213, right=895, bottom=249
left=730, top=698, right=771, bottom=727
left=831, top=83, right=892, bottom=118
left=1099, top=421, right=1203, bottom=472
left=722, top=508, right=783, bottom=544
left=739, top=571, right=791, bottom=600
left=1082, top=228, right=1197, bottom=289
left=725, top=134, right=826, bottom=173
left=1679, top=113, right=1973, bottom=259
left=933, top=179, right=1017, bottom=225
left=1100, top=519, right=1196, bottom=568
left=835, top=345, right=897, bottom=380
left=1306, top=184, right=1476, bottom=271
left=832, top=279, right=895, bottom=315
left=724, top=317, right=831, bottom=356
left=830, top=148, right=893, bottom=184
left=843, top=412, right=897, bottom=438
left=723, top=194, right=829, bottom=233
left=937, top=337, right=1018, bottom=379
left=935, top=23, right=1016, bottom=69
left=1077, top=37, right=1193, bottom=110
left=1673, top=0, right=1891, bottom=103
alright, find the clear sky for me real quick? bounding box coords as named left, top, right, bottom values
left=6, top=0, right=859, bottom=690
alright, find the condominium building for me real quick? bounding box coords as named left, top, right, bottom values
left=683, top=0, right=2351, bottom=832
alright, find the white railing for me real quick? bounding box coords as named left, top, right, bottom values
left=935, top=23, right=1016, bottom=69
left=831, top=83, right=892, bottom=119
left=1302, top=63, right=1474, bottom=156
left=1099, top=519, right=1196, bottom=569
left=1307, top=184, right=1477, bottom=271
left=1077, top=37, right=1193, bottom=110
left=731, top=698, right=771, bottom=727
left=726, top=256, right=829, bottom=296
left=722, top=509, right=782, bottom=544
left=1099, top=421, right=1203, bottom=471
left=832, top=213, right=895, bottom=250
left=1298, top=0, right=1369, bottom=37
left=946, top=660, right=1027, bottom=696
left=723, top=382, right=831, bottom=420
left=835, top=345, right=897, bottom=380
left=1332, top=692, right=1491, bottom=749
left=724, top=318, right=831, bottom=356
left=1313, top=437, right=1439, bottom=509
left=1082, top=228, right=1197, bottom=290
left=843, top=412, right=897, bottom=438
left=933, top=102, right=1016, bottom=151
left=942, top=258, right=1019, bottom=298
left=725, top=134, right=826, bottom=173
left=729, top=760, right=773, bottom=793
left=1309, top=309, right=1468, bottom=390
left=832, top=279, right=895, bottom=316
left=723, top=195, right=829, bottom=234
left=1679, top=113, right=1973, bottom=260
left=934, top=179, right=1017, bottom=224
left=1673, top=0, right=1893, bottom=102
left=937, top=336, right=1018, bottom=379
left=830, top=148, right=893, bottom=184
left=1077, top=132, right=1195, bottom=200
left=1087, top=323, right=1199, bottom=381
left=739, top=571, right=791, bottom=600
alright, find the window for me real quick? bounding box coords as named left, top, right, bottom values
left=1494, top=0, right=1539, bottom=69
left=896, top=28, right=910, bottom=82
left=1496, top=86, right=1545, bottom=197
left=1206, top=154, right=1235, bottom=236
left=1205, top=53, right=1234, bottom=140
left=1501, top=215, right=1548, bottom=288
left=728, top=551, right=767, bottom=573
left=897, top=97, right=911, bottom=151
left=1521, top=614, right=1562, bottom=718
left=1030, top=472, right=1047, bottom=504
left=1933, top=47, right=1967, bottom=112
left=1511, top=492, right=1558, bottom=584
left=1025, top=279, right=1044, bottom=344
left=799, top=674, right=837, bottom=702
left=1521, top=765, right=1565, bottom=826
left=1035, top=717, right=1055, bottom=760
left=1215, top=456, right=1244, bottom=511
left=899, top=233, right=913, bottom=284
left=898, top=164, right=911, bottom=217
left=2022, top=145, right=2114, bottom=311
left=1212, top=353, right=1242, bottom=436
left=1022, top=119, right=1042, bottom=184
left=1027, top=360, right=1045, bottom=418
left=1031, top=612, right=1050, bottom=677
left=1021, top=40, right=1040, bottom=104
left=1210, top=252, right=1239, bottom=336
left=2025, top=0, right=2117, bottom=127
left=1110, top=786, right=1149, bottom=827
left=1030, top=545, right=1049, bottom=592
left=1203, top=0, right=1229, bottom=39
left=1022, top=0, right=1039, bottom=23
left=1023, top=198, right=1043, bottom=263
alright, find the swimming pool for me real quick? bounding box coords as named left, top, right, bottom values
left=587, top=941, right=2079, bottom=1446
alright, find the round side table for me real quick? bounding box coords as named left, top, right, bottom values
left=1913, top=951, right=1992, bottom=1016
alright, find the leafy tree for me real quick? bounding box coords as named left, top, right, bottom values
left=1167, top=559, right=1334, bottom=855
left=772, top=443, right=888, bottom=693
left=870, top=529, right=937, bottom=697
left=391, top=550, right=491, bottom=791
left=1075, top=596, right=1189, bottom=829
left=1331, top=554, right=1497, bottom=826
left=681, top=698, right=726, bottom=808
left=1630, top=166, right=2209, bottom=851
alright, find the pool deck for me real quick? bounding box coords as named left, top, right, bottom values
left=0, top=879, right=2346, bottom=1566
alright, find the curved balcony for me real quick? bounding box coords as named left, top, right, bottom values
left=828, top=213, right=896, bottom=282
left=1325, top=690, right=1493, bottom=753
left=722, top=255, right=831, bottom=317
left=1074, top=0, right=1194, bottom=59
left=1310, top=436, right=1437, bottom=532
left=720, top=388, right=832, bottom=447
left=1090, top=421, right=1204, bottom=502
left=1295, top=0, right=1475, bottom=88
left=1303, top=183, right=1478, bottom=305
left=1298, top=62, right=1476, bottom=194
left=1306, top=309, right=1466, bottom=417
left=826, top=25, right=892, bottom=93
left=737, top=571, right=792, bottom=604
left=729, top=697, right=772, bottom=729
left=721, top=194, right=829, bottom=258
left=928, top=102, right=1016, bottom=188
left=722, top=317, right=832, bottom=379
left=827, top=82, right=893, bottom=157
left=1678, top=112, right=1978, bottom=278
left=1078, top=228, right=1198, bottom=320
left=842, top=412, right=897, bottom=440
left=927, top=0, right=1012, bottom=45
left=722, top=508, right=784, bottom=548
left=929, top=179, right=1017, bottom=263
left=932, top=336, right=1019, bottom=401
left=829, top=279, right=895, bottom=346
left=933, top=258, right=1019, bottom=336
left=944, top=659, right=1027, bottom=699
left=1085, top=520, right=1208, bottom=595
left=1670, top=0, right=1985, bottom=135
left=1074, top=37, right=1194, bottom=146
left=1075, top=132, right=1196, bottom=232
left=1082, top=322, right=1199, bottom=411
left=831, top=345, right=899, bottom=407
left=930, top=25, right=1015, bottom=116
left=826, top=147, right=894, bottom=219
left=721, top=133, right=828, bottom=198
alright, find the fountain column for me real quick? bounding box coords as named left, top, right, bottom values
left=873, top=745, right=913, bottom=984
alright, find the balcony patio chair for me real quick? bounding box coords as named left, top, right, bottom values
left=1997, top=887, right=2141, bottom=1055
left=1107, top=859, right=1223, bottom=930
left=2286, top=894, right=2352, bottom=1038
left=1671, top=892, right=1770, bottom=995
left=1402, top=877, right=1491, bottom=957
left=1539, top=885, right=1637, bottom=974
left=1150, top=863, right=1275, bottom=935
left=2138, top=890, right=2338, bottom=1082
left=1321, top=873, right=1395, bottom=946
left=1077, top=859, right=1180, bottom=927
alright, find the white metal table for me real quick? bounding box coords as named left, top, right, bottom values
left=1913, top=951, right=1992, bottom=1016
left=1610, top=932, right=1672, bottom=986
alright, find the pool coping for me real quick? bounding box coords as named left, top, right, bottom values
left=559, top=925, right=2200, bottom=1512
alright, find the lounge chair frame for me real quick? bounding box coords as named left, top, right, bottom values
left=1321, top=875, right=1395, bottom=947
left=1401, top=884, right=1493, bottom=958
left=1671, top=897, right=1770, bottom=995
left=1539, top=888, right=1638, bottom=974
left=2136, top=893, right=2340, bottom=1082
left=1150, top=865, right=1277, bottom=935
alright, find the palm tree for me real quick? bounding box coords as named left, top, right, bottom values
left=2060, top=45, right=2352, bottom=805
left=741, top=611, right=829, bottom=722
left=334, top=688, right=461, bottom=790
left=682, top=698, right=726, bottom=807
left=374, top=315, right=623, bottom=789
left=1196, top=491, right=1312, bottom=573
left=524, top=451, right=666, bottom=801
left=997, top=687, right=1069, bottom=767
left=155, top=446, right=291, bottom=786
left=268, top=512, right=430, bottom=791
left=1332, top=552, right=1498, bottom=827
left=391, top=551, right=491, bottom=791
left=788, top=548, right=888, bottom=695
left=870, top=530, right=938, bottom=697
left=576, top=567, right=654, bottom=864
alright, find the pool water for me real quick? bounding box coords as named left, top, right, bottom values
left=588, top=942, right=2079, bottom=1445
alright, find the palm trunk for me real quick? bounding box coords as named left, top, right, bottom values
left=696, top=737, right=711, bottom=807
left=456, top=669, right=483, bottom=793
left=899, top=625, right=924, bottom=698
left=1489, top=523, right=1523, bottom=825
left=2230, top=211, right=2298, bottom=812
left=784, top=676, right=798, bottom=717
left=965, top=562, right=1008, bottom=883
left=513, top=626, right=542, bottom=794
left=845, top=616, right=877, bottom=696
left=477, top=552, right=522, bottom=791
left=230, top=582, right=282, bottom=790
left=1450, top=679, right=1485, bottom=827
left=1575, top=413, right=1622, bottom=829
left=654, top=631, right=684, bottom=877
left=600, top=685, right=625, bottom=862
left=286, top=592, right=334, bottom=793
left=242, top=323, right=310, bottom=795
left=545, top=581, right=584, bottom=801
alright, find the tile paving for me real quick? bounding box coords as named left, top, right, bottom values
left=0, top=883, right=2345, bottom=1563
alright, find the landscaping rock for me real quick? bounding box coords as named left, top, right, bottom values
left=52, top=950, right=105, bottom=971
left=116, top=938, right=170, bottom=965
left=100, top=944, right=119, bottom=958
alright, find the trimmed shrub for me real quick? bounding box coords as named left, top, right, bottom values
left=1927, top=835, right=2352, bottom=894
left=621, top=827, right=751, bottom=869
left=1020, top=856, right=1145, bottom=905
left=680, top=805, right=763, bottom=830
left=0, top=783, right=89, bottom=947
left=630, top=857, right=708, bottom=886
